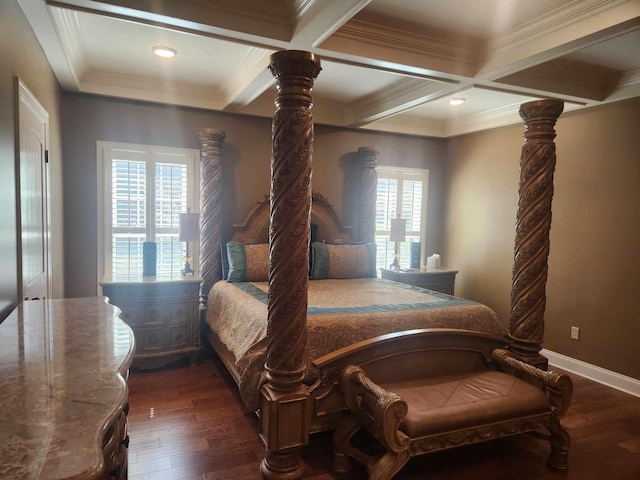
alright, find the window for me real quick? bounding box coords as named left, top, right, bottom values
left=97, top=142, right=200, bottom=282
left=375, top=167, right=429, bottom=271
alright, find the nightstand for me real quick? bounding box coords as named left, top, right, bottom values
left=100, top=276, right=202, bottom=369
left=380, top=268, right=458, bottom=295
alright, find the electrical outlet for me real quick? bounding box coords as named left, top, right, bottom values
left=571, top=326, right=580, bottom=340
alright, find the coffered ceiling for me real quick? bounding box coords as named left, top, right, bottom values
left=19, top=0, right=640, bottom=137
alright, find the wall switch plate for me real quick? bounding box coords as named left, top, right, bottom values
left=571, top=326, right=580, bottom=340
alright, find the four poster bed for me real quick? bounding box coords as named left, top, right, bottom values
left=196, top=50, right=566, bottom=479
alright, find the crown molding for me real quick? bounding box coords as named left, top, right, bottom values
left=480, top=0, right=640, bottom=79
left=620, top=67, right=640, bottom=87
left=494, top=0, right=628, bottom=50
left=345, top=78, right=463, bottom=127
left=293, top=0, right=315, bottom=19
left=49, top=8, right=88, bottom=79
left=80, top=70, right=227, bottom=110
left=16, top=0, right=81, bottom=90
left=445, top=103, right=525, bottom=137
left=326, top=19, right=476, bottom=77
left=223, top=48, right=275, bottom=110
left=364, top=115, right=448, bottom=138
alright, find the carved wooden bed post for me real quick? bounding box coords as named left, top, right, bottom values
left=355, top=146, right=380, bottom=243
left=260, top=50, right=321, bottom=480
left=198, top=129, right=226, bottom=308
left=509, top=100, right=564, bottom=368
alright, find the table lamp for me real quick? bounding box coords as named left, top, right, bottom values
left=389, top=217, right=406, bottom=270
left=179, top=208, right=199, bottom=276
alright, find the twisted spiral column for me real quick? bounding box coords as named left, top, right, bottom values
left=260, top=50, right=321, bottom=480
left=509, top=100, right=563, bottom=365
left=356, top=146, right=380, bottom=243
left=198, top=129, right=226, bottom=306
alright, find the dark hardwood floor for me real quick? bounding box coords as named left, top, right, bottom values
left=127, top=354, right=640, bottom=480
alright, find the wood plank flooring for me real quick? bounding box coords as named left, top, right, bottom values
left=127, top=355, right=640, bottom=480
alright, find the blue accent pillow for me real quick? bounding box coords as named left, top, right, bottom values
left=226, top=242, right=270, bottom=282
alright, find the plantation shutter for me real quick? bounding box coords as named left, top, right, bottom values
left=101, top=143, right=197, bottom=281
left=375, top=168, right=427, bottom=271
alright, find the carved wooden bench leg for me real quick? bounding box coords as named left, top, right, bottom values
left=333, top=414, right=410, bottom=480
left=369, top=448, right=411, bottom=480
left=332, top=415, right=360, bottom=473
left=547, top=418, right=571, bottom=470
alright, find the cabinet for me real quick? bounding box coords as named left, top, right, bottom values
left=380, top=268, right=458, bottom=295
left=102, top=402, right=129, bottom=479
left=0, top=297, right=134, bottom=480
left=101, top=277, right=202, bottom=369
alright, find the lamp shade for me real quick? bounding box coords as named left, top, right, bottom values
left=179, top=212, right=200, bottom=242
left=389, top=217, right=406, bottom=243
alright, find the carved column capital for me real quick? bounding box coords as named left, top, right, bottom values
left=509, top=100, right=563, bottom=365
left=198, top=128, right=226, bottom=146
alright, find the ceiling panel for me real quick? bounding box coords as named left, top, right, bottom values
left=20, top=0, right=640, bottom=138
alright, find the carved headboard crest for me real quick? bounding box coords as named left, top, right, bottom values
left=231, top=192, right=353, bottom=244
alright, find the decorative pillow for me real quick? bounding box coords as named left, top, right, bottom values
left=226, top=242, right=270, bottom=282
left=310, top=242, right=376, bottom=279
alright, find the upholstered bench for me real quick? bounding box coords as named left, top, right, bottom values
left=332, top=336, right=572, bottom=480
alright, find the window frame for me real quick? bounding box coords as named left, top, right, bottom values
left=375, top=166, right=429, bottom=270
left=97, top=141, right=200, bottom=283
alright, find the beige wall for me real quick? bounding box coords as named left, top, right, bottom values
left=0, top=0, right=64, bottom=320
left=61, top=93, right=447, bottom=298
left=445, top=97, right=640, bottom=380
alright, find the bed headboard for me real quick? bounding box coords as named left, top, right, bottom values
left=230, top=192, right=353, bottom=244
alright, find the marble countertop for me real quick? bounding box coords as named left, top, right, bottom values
left=0, top=297, right=135, bottom=479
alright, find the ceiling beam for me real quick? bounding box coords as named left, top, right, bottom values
left=476, top=0, right=640, bottom=80
left=224, top=63, right=275, bottom=112
left=17, top=0, right=81, bottom=90
left=344, top=78, right=466, bottom=127
left=47, top=0, right=293, bottom=48
left=290, top=0, right=371, bottom=47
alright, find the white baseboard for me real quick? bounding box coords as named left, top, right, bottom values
left=542, top=349, right=640, bottom=398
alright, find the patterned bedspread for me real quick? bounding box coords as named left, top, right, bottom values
left=206, top=278, right=508, bottom=409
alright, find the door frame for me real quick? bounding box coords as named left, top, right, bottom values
left=15, top=77, right=51, bottom=301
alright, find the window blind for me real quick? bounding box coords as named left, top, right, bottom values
left=375, top=168, right=427, bottom=270
left=99, top=142, right=199, bottom=282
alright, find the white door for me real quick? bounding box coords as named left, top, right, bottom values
left=17, top=79, right=50, bottom=301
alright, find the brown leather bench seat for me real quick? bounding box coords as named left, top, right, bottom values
left=332, top=332, right=573, bottom=480
left=386, top=370, right=551, bottom=438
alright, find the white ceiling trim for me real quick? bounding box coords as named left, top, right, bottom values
left=479, top=0, right=640, bottom=79
left=345, top=79, right=465, bottom=127
left=49, top=8, right=88, bottom=80
left=47, top=0, right=293, bottom=49
left=619, top=67, right=640, bottom=87
left=364, top=115, right=448, bottom=138
left=223, top=61, right=275, bottom=112
left=17, top=0, right=81, bottom=90
left=81, top=70, right=228, bottom=110
left=222, top=47, right=274, bottom=108
left=322, top=19, right=477, bottom=78
left=494, top=0, right=631, bottom=47
left=291, top=0, right=371, bottom=47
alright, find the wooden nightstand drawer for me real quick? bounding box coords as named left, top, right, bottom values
left=100, top=277, right=202, bottom=369
left=117, top=303, right=141, bottom=327
left=169, top=301, right=190, bottom=323
left=143, top=304, right=165, bottom=325
left=141, top=327, right=166, bottom=351
left=168, top=325, right=189, bottom=348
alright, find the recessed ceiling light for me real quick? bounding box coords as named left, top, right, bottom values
left=449, top=98, right=466, bottom=106
left=152, top=46, right=177, bottom=58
